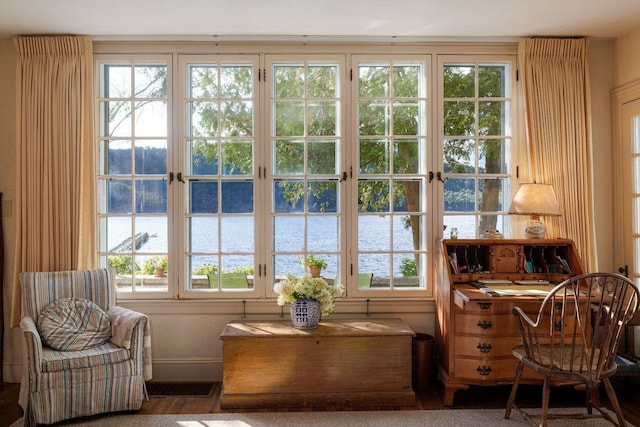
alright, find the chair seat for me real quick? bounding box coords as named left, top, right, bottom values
left=513, top=345, right=601, bottom=370
left=512, top=345, right=615, bottom=384
left=41, top=342, right=130, bottom=372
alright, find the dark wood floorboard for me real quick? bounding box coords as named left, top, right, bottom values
left=2, top=376, right=639, bottom=427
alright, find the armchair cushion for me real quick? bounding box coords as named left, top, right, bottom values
left=41, top=343, right=130, bottom=372
left=37, top=297, right=112, bottom=351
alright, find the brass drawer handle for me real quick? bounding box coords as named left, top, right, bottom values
left=478, top=302, right=492, bottom=310
left=477, top=320, right=493, bottom=330
left=477, top=365, right=492, bottom=376
left=477, top=342, right=492, bottom=353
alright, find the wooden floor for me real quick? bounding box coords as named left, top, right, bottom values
left=2, top=376, right=639, bottom=427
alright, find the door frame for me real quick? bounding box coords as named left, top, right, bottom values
left=612, top=79, right=640, bottom=355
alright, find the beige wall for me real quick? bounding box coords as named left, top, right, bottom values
left=0, top=36, right=628, bottom=383
left=615, top=27, right=640, bottom=87
left=0, top=39, right=19, bottom=383
left=588, top=38, right=616, bottom=272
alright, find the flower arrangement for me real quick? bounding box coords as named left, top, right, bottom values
left=274, top=274, right=344, bottom=316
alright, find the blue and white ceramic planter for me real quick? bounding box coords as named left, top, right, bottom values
left=290, top=298, right=321, bottom=329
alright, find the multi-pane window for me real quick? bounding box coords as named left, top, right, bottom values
left=97, top=58, right=170, bottom=295
left=180, top=57, right=258, bottom=294
left=441, top=60, right=512, bottom=238
left=96, top=48, right=516, bottom=300
left=354, top=58, right=428, bottom=291
left=268, top=57, right=343, bottom=284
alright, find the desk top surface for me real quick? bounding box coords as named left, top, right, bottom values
left=220, top=318, right=415, bottom=339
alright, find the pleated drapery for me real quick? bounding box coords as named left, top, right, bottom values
left=518, top=38, right=596, bottom=271
left=10, top=36, right=96, bottom=328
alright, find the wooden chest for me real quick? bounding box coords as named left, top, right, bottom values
left=219, top=318, right=416, bottom=409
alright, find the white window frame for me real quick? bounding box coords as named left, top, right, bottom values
left=349, top=54, right=432, bottom=299
left=95, top=54, right=174, bottom=300
left=264, top=54, right=348, bottom=298
left=437, top=55, right=518, bottom=240
left=94, top=44, right=520, bottom=304
left=177, top=54, right=262, bottom=299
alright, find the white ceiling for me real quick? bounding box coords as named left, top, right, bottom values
left=1, top=0, right=640, bottom=41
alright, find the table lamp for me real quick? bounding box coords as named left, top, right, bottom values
left=508, top=183, right=561, bottom=239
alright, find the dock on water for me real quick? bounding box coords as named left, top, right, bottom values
left=110, top=232, right=149, bottom=252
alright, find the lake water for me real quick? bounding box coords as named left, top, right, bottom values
left=105, top=215, right=486, bottom=276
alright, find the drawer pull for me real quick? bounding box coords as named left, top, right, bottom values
left=477, top=365, right=492, bottom=376
left=477, top=320, right=493, bottom=330
left=554, top=320, right=564, bottom=331
left=477, top=342, right=492, bottom=353
left=477, top=302, right=492, bottom=310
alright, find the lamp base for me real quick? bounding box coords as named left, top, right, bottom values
left=524, top=219, right=545, bottom=239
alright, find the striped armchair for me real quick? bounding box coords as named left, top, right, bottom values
left=18, top=268, right=152, bottom=426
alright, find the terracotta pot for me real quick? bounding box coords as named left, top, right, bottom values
left=154, top=267, right=165, bottom=277
left=309, top=265, right=322, bottom=277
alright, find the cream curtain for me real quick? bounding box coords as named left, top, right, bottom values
left=518, top=38, right=596, bottom=271
left=10, top=36, right=96, bottom=327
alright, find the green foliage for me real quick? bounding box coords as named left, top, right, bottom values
left=442, top=64, right=506, bottom=233
left=229, top=265, right=254, bottom=275
left=194, top=264, right=254, bottom=276
left=108, top=255, right=137, bottom=275
left=400, top=258, right=417, bottom=277
left=194, top=263, right=218, bottom=275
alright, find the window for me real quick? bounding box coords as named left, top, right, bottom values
left=440, top=58, right=513, bottom=238
left=97, top=57, right=171, bottom=296
left=96, top=45, right=516, bottom=301
left=352, top=57, right=429, bottom=292
left=267, top=56, right=344, bottom=285
left=179, top=56, right=259, bottom=296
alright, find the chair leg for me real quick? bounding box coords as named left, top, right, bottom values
left=585, top=385, right=593, bottom=414
left=541, top=376, right=550, bottom=427
left=505, top=361, right=524, bottom=419
left=602, top=377, right=627, bottom=427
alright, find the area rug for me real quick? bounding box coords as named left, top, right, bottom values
left=9, top=408, right=618, bottom=426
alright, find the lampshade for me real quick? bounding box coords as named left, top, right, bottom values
left=508, top=183, right=561, bottom=238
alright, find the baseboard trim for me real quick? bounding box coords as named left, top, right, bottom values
left=151, top=359, right=223, bottom=382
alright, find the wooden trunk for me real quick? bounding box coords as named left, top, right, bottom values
left=220, top=318, right=415, bottom=409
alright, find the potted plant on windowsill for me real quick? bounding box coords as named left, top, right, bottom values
left=142, top=256, right=168, bottom=277
left=302, top=255, right=328, bottom=278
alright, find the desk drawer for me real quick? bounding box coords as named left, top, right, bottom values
left=455, top=313, right=520, bottom=336
left=455, top=335, right=520, bottom=357
left=455, top=357, right=544, bottom=382
left=455, top=311, right=575, bottom=337
left=455, top=357, right=519, bottom=380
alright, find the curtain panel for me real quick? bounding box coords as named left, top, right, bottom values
left=518, top=38, right=596, bottom=271
left=10, top=36, right=96, bottom=328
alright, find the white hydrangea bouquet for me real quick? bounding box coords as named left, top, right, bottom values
left=274, top=274, right=344, bottom=316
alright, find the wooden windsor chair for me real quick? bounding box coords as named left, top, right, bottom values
left=504, top=272, right=640, bottom=426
